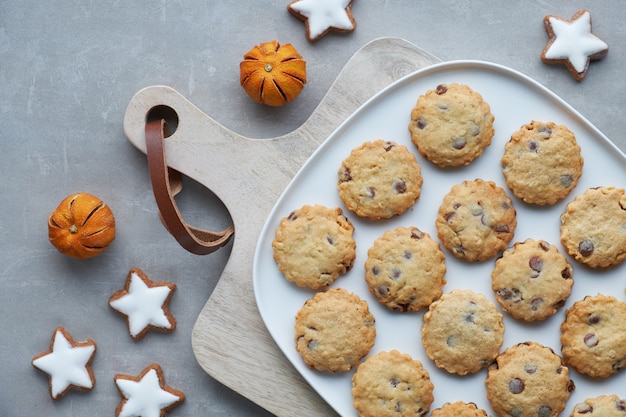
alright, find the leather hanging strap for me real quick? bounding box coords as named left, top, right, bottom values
left=145, top=119, right=234, bottom=255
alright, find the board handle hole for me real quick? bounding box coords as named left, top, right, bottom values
left=146, top=105, right=179, bottom=138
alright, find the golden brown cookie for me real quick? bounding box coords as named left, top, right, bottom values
left=272, top=204, right=356, bottom=289
left=501, top=121, right=583, bottom=205
left=436, top=179, right=517, bottom=262
left=421, top=289, right=504, bottom=375
left=560, top=294, right=626, bottom=377
left=337, top=139, right=423, bottom=220
left=351, top=350, right=434, bottom=417
left=364, top=226, right=446, bottom=312
left=294, top=288, right=376, bottom=372
left=431, top=401, right=491, bottom=417
left=408, top=83, right=495, bottom=167
left=485, top=342, right=575, bottom=417
left=560, top=186, right=626, bottom=269
left=570, top=395, right=626, bottom=416
left=491, top=239, right=573, bottom=321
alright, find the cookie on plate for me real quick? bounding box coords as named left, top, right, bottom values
left=422, top=289, right=504, bottom=375
left=351, top=350, right=434, bottom=417
left=491, top=239, right=574, bottom=321
left=364, top=226, right=446, bottom=312
left=501, top=121, right=583, bottom=205
left=32, top=327, right=97, bottom=400
left=436, top=179, right=517, bottom=262
left=485, top=341, right=575, bottom=417
left=560, top=294, right=626, bottom=377
left=431, top=401, right=491, bottom=417
left=272, top=204, right=356, bottom=289
left=541, top=9, right=608, bottom=81
left=338, top=139, right=423, bottom=220
left=408, top=83, right=495, bottom=167
left=114, top=363, right=185, bottom=417
left=560, top=186, right=626, bottom=269
left=570, top=395, right=626, bottom=416
left=294, top=288, right=376, bottom=372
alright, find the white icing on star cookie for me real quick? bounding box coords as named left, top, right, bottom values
left=541, top=9, right=608, bottom=81
left=288, top=0, right=356, bottom=42
left=31, top=327, right=97, bottom=399
left=109, top=268, right=177, bottom=340
left=114, top=363, right=185, bottom=417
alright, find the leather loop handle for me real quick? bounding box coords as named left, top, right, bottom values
left=145, top=119, right=234, bottom=255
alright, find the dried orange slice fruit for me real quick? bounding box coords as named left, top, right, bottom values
left=48, top=192, right=116, bottom=259
left=240, top=40, right=306, bottom=106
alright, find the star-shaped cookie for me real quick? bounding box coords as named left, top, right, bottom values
left=114, top=363, right=185, bottom=417
left=31, top=327, right=97, bottom=399
left=541, top=9, right=608, bottom=81
left=288, top=0, right=356, bottom=42
left=109, top=268, right=177, bottom=340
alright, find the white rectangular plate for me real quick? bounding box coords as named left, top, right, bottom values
left=253, top=61, right=626, bottom=416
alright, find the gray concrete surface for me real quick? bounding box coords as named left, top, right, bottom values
left=1, top=1, right=624, bottom=416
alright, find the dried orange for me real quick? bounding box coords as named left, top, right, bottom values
left=48, top=192, right=116, bottom=259
left=240, top=40, right=306, bottom=106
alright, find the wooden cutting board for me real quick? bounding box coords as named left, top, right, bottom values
left=123, top=38, right=441, bottom=416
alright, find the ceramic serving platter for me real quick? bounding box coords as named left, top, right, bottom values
left=253, top=60, right=626, bottom=416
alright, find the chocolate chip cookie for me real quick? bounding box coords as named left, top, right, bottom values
left=431, top=401, right=490, bottom=417
left=560, top=294, right=626, bottom=377
left=351, top=350, right=434, bottom=417
left=294, top=288, right=376, bottom=372
left=436, top=179, right=517, bottom=262
left=501, top=121, right=583, bottom=205
left=272, top=204, right=356, bottom=289
left=364, top=226, right=446, bottom=312
left=560, top=186, right=626, bottom=269
left=408, top=83, right=495, bottom=167
left=570, top=395, right=626, bottom=416
left=491, top=239, right=574, bottom=321
left=485, top=341, right=575, bottom=417
left=421, top=289, right=504, bottom=375
left=337, top=139, right=423, bottom=220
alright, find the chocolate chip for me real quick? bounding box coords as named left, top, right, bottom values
left=495, top=225, right=510, bottom=233
left=613, top=360, right=626, bottom=372
left=579, top=239, right=594, bottom=256
left=529, top=256, right=543, bottom=273
left=371, top=266, right=380, bottom=275
left=376, top=285, right=389, bottom=298
left=326, top=236, right=334, bottom=245
left=538, top=125, right=552, bottom=138
left=584, top=333, right=599, bottom=347
left=528, top=141, right=539, bottom=152
left=307, top=340, right=319, bottom=351
left=395, top=402, right=402, bottom=412
left=416, top=118, right=426, bottom=129
left=436, top=84, right=448, bottom=95
left=340, top=168, right=352, bottom=182
left=588, top=313, right=601, bottom=324
left=452, top=136, right=467, bottom=149
left=464, top=313, right=475, bottom=323
left=453, top=203, right=461, bottom=210
left=367, top=187, right=376, bottom=198
left=575, top=404, right=592, bottom=414
left=444, top=212, right=456, bottom=222
left=508, top=377, right=525, bottom=394
left=288, top=211, right=298, bottom=221
left=560, top=174, right=574, bottom=188
left=389, top=377, right=400, bottom=388
left=497, top=288, right=522, bottom=303
left=391, top=269, right=401, bottom=279
left=410, top=228, right=424, bottom=239
left=469, top=124, right=480, bottom=136
left=530, top=298, right=544, bottom=311
left=403, top=251, right=412, bottom=260
left=384, top=141, right=395, bottom=151
left=616, top=399, right=626, bottom=411
left=562, top=266, right=572, bottom=279
left=537, top=406, right=552, bottom=417
left=446, top=335, right=455, bottom=346
left=393, top=179, right=407, bottom=193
